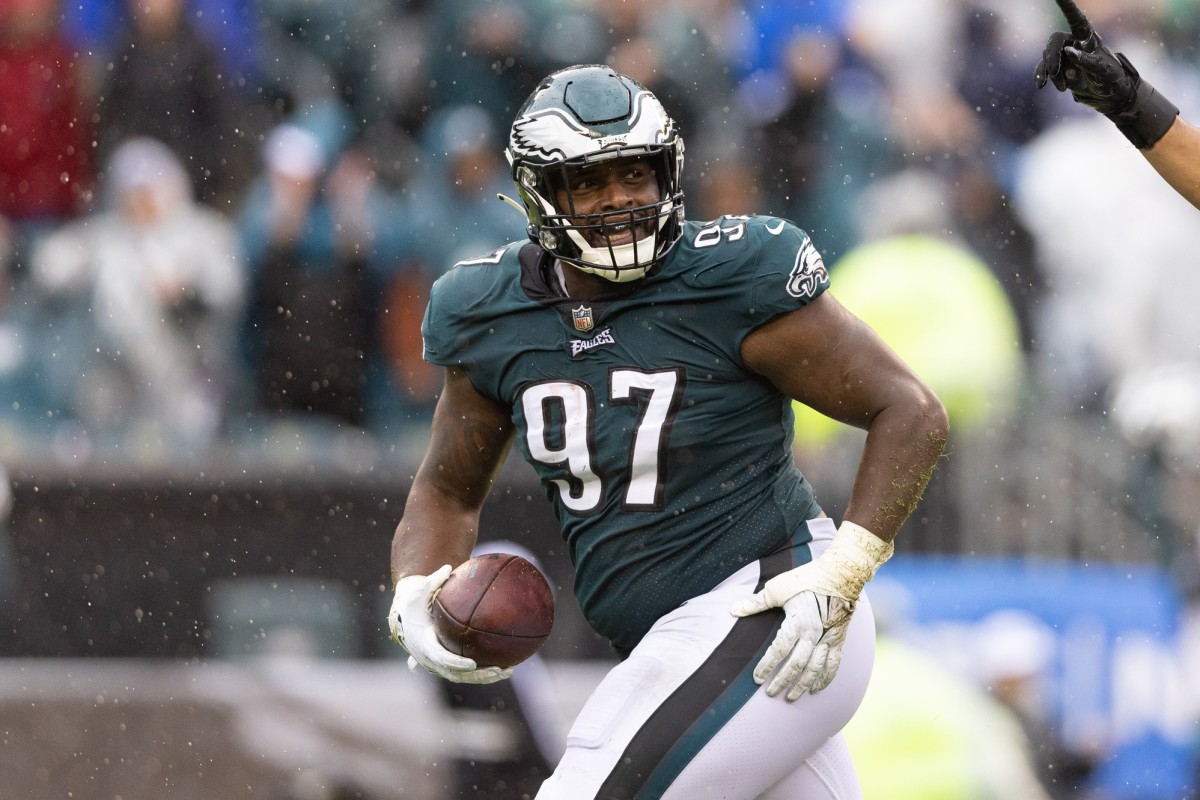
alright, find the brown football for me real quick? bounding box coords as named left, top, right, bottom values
left=432, top=553, right=554, bottom=668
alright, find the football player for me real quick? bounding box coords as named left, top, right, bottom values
left=1035, top=0, right=1200, bottom=209
left=388, top=64, right=948, bottom=799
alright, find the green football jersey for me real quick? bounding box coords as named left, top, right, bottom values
left=422, top=215, right=831, bottom=655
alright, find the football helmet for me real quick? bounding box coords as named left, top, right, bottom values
left=505, top=65, right=685, bottom=282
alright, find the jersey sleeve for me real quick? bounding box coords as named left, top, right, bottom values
left=672, top=216, right=831, bottom=371
left=420, top=268, right=461, bottom=368
left=420, top=244, right=517, bottom=369
left=744, top=217, right=830, bottom=318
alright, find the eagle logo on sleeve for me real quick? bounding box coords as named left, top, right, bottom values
left=786, top=240, right=829, bottom=300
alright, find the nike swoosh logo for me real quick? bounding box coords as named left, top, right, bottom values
left=765, top=220, right=785, bottom=235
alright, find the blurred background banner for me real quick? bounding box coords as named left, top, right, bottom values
left=873, top=557, right=1193, bottom=799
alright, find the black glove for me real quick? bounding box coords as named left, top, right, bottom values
left=1034, top=0, right=1178, bottom=149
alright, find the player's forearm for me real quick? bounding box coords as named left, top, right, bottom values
left=1142, top=116, right=1200, bottom=210
left=390, top=483, right=483, bottom=586
left=389, top=459, right=491, bottom=586
left=842, top=393, right=948, bottom=542
left=391, top=367, right=516, bottom=584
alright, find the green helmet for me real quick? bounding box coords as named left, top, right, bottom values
left=505, top=65, right=686, bottom=282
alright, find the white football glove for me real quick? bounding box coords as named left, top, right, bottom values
left=731, top=522, right=892, bottom=701
left=388, top=564, right=513, bottom=684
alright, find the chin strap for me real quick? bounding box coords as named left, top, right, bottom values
left=501, top=188, right=671, bottom=283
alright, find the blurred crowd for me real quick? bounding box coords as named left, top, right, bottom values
left=1, top=0, right=1200, bottom=536
left=2, top=2, right=1200, bottom=797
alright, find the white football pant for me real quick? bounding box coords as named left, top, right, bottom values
left=537, top=517, right=874, bottom=799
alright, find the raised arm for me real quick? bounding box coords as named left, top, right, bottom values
left=1142, top=117, right=1200, bottom=210
left=1035, top=0, right=1198, bottom=210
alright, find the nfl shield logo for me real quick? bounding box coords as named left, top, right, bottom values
left=572, top=305, right=594, bottom=332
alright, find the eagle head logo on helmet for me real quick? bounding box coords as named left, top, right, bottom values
left=506, top=65, right=686, bottom=283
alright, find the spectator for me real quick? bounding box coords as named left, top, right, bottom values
left=238, top=115, right=393, bottom=430
left=62, top=0, right=260, bottom=85
left=944, top=154, right=1043, bottom=353
left=958, top=3, right=1052, bottom=152
left=973, top=609, right=1097, bottom=798
left=30, top=137, right=247, bottom=449
left=843, top=0, right=987, bottom=174
left=583, top=0, right=730, bottom=153
left=735, top=13, right=851, bottom=244
left=0, top=206, right=64, bottom=438
left=95, top=0, right=257, bottom=209
left=423, top=0, right=554, bottom=134
left=406, top=105, right=527, bottom=273
left=0, top=0, right=93, bottom=270
left=253, top=0, right=390, bottom=123
left=369, top=105, right=526, bottom=431
left=353, top=1, right=435, bottom=170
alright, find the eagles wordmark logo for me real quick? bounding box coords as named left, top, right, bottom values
left=786, top=240, right=829, bottom=300
left=569, top=328, right=616, bottom=358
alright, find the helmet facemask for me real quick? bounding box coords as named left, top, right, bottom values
left=513, top=145, right=683, bottom=282
left=505, top=65, right=686, bottom=283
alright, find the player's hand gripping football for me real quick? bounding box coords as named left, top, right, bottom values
left=389, top=565, right=514, bottom=684
left=731, top=522, right=892, bottom=701
left=1034, top=0, right=1178, bottom=148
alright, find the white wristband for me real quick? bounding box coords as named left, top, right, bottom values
left=835, top=521, right=894, bottom=572
left=758, top=521, right=893, bottom=608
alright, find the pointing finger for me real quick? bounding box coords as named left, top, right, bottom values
left=1054, top=0, right=1096, bottom=50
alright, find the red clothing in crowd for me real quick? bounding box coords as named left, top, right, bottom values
left=0, top=26, right=92, bottom=220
